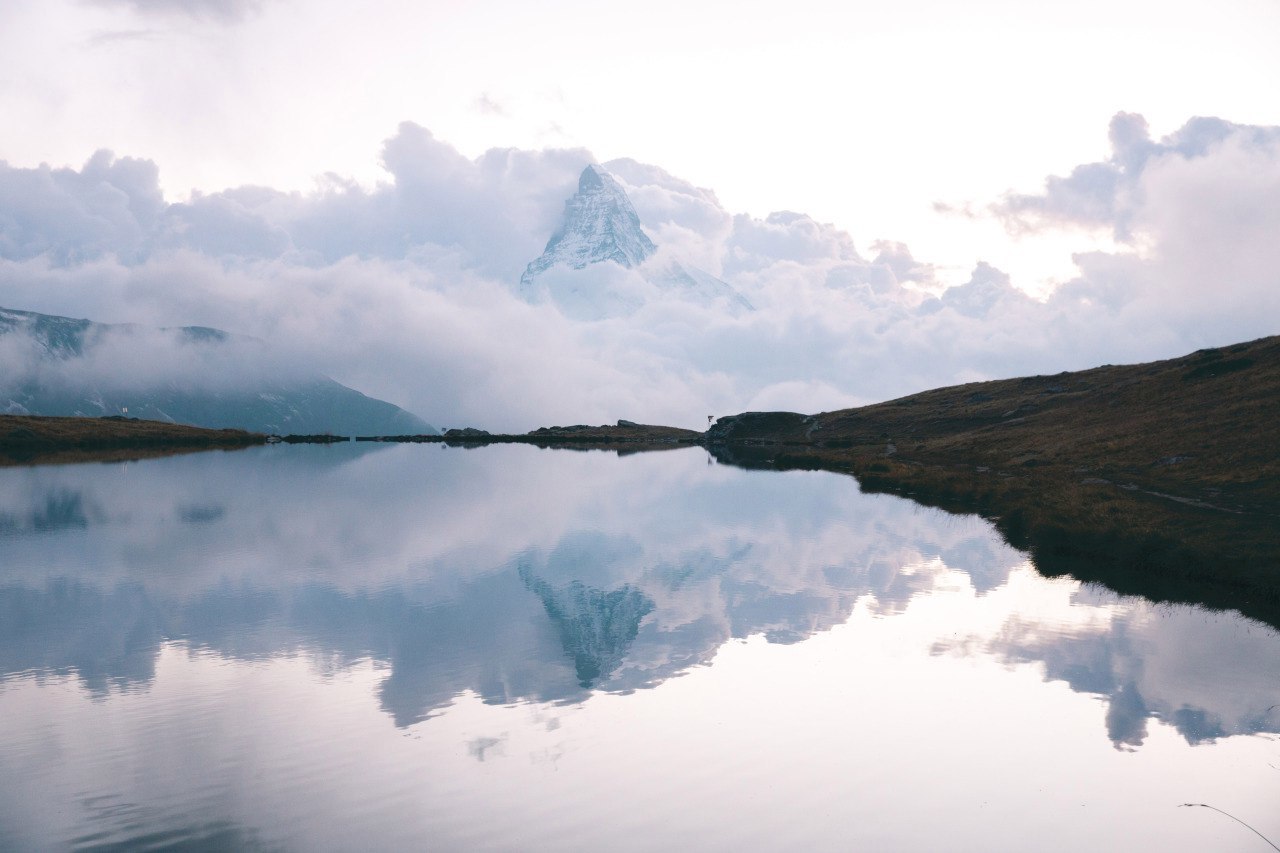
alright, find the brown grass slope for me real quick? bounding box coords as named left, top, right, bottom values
left=707, top=336, right=1280, bottom=625
left=0, top=415, right=266, bottom=465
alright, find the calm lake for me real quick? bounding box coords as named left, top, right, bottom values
left=1, top=443, right=1278, bottom=851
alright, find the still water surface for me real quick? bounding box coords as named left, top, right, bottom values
left=1, top=443, right=1278, bottom=851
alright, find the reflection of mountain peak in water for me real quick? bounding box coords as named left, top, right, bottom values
left=4, top=449, right=1279, bottom=749
left=520, top=563, right=654, bottom=688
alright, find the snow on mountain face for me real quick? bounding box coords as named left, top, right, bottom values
left=520, top=165, right=656, bottom=288
left=0, top=307, right=93, bottom=358
left=519, top=165, right=753, bottom=318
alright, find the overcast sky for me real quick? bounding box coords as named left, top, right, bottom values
left=1, top=0, right=1278, bottom=429
left=3, top=0, right=1277, bottom=290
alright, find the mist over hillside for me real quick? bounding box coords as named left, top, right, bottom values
left=0, top=307, right=434, bottom=435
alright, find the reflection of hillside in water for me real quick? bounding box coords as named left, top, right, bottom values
left=1, top=443, right=1277, bottom=745
left=0, top=488, right=98, bottom=534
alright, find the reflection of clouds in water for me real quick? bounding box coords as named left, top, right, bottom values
left=0, top=446, right=1022, bottom=721
left=934, top=582, right=1280, bottom=748
left=0, top=579, right=160, bottom=695
left=1, top=445, right=1276, bottom=747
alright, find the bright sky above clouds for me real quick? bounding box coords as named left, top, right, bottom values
left=4, top=0, right=1278, bottom=293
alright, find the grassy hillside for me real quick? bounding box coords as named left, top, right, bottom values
left=706, top=336, right=1280, bottom=625
left=1, top=415, right=265, bottom=465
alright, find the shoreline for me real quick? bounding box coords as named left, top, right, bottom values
left=3, top=334, right=1275, bottom=625
left=358, top=422, right=704, bottom=452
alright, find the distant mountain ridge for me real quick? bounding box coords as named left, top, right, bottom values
left=519, top=165, right=752, bottom=317
left=0, top=306, right=230, bottom=356
left=0, top=307, right=437, bottom=436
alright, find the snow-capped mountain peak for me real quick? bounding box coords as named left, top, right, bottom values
left=518, top=164, right=754, bottom=319
left=520, top=165, right=657, bottom=288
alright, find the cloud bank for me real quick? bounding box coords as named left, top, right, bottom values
left=85, top=0, right=266, bottom=23
left=1, top=112, right=1276, bottom=430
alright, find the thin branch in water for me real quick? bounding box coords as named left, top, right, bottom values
left=1180, top=803, right=1280, bottom=852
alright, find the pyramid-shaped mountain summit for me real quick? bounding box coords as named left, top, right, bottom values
left=519, top=165, right=752, bottom=317
left=520, top=165, right=656, bottom=287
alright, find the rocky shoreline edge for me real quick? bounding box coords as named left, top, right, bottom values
left=356, top=421, right=703, bottom=450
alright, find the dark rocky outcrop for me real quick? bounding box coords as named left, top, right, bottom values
left=705, top=411, right=813, bottom=445
left=443, top=427, right=492, bottom=438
